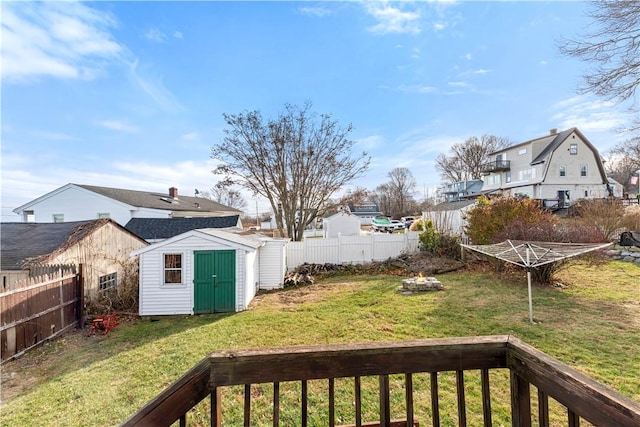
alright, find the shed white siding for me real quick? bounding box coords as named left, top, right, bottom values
left=138, top=233, right=252, bottom=316
left=258, top=240, right=287, bottom=290
left=135, top=229, right=287, bottom=316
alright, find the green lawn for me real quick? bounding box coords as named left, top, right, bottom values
left=1, top=260, right=638, bottom=426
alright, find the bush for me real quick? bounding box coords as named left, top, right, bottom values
left=464, top=196, right=556, bottom=244
left=569, top=199, right=626, bottom=240
left=465, top=196, right=608, bottom=284
left=85, top=259, right=139, bottom=315
left=415, top=218, right=461, bottom=258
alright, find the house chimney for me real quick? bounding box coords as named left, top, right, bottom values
left=169, top=187, right=178, bottom=198
left=550, top=128, right=558, bottom=135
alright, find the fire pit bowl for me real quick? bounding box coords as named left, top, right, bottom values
left=401, top=276, right=443, bottom=292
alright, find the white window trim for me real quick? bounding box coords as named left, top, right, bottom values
left=559, top=165, right=567, bottom=177
left=163, top=253, right=185, bottom=285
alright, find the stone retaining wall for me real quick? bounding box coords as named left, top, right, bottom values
left=603, top=246, right=640, bottom=264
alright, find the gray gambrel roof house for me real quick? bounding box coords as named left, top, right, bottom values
left=12, top=183, right=242, bottom=226
left=125, top=216, right=241, bottom=242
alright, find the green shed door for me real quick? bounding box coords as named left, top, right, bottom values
left=193, top=250, right=236, bottom=313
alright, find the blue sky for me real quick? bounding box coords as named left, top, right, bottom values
left=1, top=1, right=634, bottom=221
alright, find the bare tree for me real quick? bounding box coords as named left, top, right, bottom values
left=212, top=102, right=370, bottom=241
left=559, top=1, right=640, bottom=153
left=559, top=1, right=640, bottom=110
left=387, top=167, right=417, bottom=217
left=435, top=135, right=511, bottom=183
left=371, top=183, right=393, bottom=217
left=199, top=179, right=248, bottom=211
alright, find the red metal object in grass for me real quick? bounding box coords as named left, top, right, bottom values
left=88, top=313, right=119, bottom=336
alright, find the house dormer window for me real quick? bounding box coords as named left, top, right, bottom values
left=569, top=143, right=578, bottom=155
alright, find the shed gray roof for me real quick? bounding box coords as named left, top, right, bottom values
left=125, top=216, right=240, bottom=241
left=76, top=184, right=242, bottom=214
left=1, top=220, right=98, bottom=270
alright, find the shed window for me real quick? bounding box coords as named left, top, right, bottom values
left=164, top=254, right=182, bottom=284
left=99, top=272, right=117, bottom=291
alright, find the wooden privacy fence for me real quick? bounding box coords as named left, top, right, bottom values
left=0, top=265, right=83, bottom=362
left=286, top=232, right=420, bottom=271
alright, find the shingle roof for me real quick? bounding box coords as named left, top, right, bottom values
left=428, top=200, right=476, bottom=212
left=76, top=184, right=242, bottom=213
left=1, top=220, right=98, bottom=270
left=125, top=216, right=240, bottom=240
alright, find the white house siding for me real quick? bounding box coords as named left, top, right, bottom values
left=424, top=205, right=475, bottom=236
left=44, top=221, right=147, bottom=299
left=258, top=241, right=288, bottom=290
left=137, top=233, right=255, bottom=316
left=23, top=185, right=135, bottom=225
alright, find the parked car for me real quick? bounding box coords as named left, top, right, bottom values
left=390, top=220, right=404, bottom=231
left=371, top=216, right=393, bottom=232
left=401, top=216, right=416, bottom=228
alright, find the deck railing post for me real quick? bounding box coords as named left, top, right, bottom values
left=510, top=371, right=531, bottom=427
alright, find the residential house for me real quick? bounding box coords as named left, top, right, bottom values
left=0, top=219, right=147, bottom=297
left=480, top=128, right=610, bottom=208
left=125, top=216, right=241, bottom=243
left=346, top=201, right=382, bottom=226
left=132, top=228, right=289, bottom=316
left=440, top=179, right=484, bottom=202
left=13, top=184, right=242, bottom=227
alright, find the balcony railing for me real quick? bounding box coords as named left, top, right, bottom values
left=481, top=160, right=511, bottom=174
left=122, top=335, right=640, bottom=427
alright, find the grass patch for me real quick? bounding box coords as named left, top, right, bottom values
left=1, top=260, right=638, bottom=426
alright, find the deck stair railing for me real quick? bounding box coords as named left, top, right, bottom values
left=123, top=335, right=640, bottom=427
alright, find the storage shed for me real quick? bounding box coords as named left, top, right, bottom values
left=322, top=211, right=362, bottom=238
left=132, top=228, right=288, bottom=316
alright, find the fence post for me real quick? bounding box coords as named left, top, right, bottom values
left=77, top=264, right=85, bottom=328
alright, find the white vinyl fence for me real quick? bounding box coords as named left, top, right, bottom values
left=286, top=231, right=420, bottom=271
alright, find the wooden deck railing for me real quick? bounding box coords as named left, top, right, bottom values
left=123, top=335, right=640, bottom=427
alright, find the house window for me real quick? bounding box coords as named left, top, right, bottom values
left=569, top=143, right=578, bottom=155
left=518, top=148, right=527, bottom=155
left=164, top=254, right=182, bottom=284
left=99, top=272, right=117, bottom=291
left=24, top=210, right=35, bottom=222
left=97, top=213, right=110, bottom=219
left=505, top=170, right=511, bottom=183
left=580, top=165, right=587, bottom=177
left=559, top=165, right=567, bottom=177
left=53, top=214, right=64, bottom=223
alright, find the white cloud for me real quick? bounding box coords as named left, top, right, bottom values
left=448, top=81, right=470, bottom=88
left=143, top=28, right=167, bottom=43
left=551, top=96, right=629, bottom=134
left=356, top=134, right=384, bottom=151
left=127, top=59, right=184, bottom=112
left=365, top=4, right=421, bottom=35
left=463, top=53, right=472, bottom=60
left=298, top=6, right=332, bottom=17
left=433, top=21, right=446, bottom=32
left=94, top=119, right=139, bottom=133
left=172, top=30, right=183, bottom=39
left=398, top=84, right=437, bottom=94
left=1, top=2, right=122, bottom=83
left=180, top=132, right=200, bottom=141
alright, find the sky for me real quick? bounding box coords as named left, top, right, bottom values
left=1, top=0, right=635, bottom=221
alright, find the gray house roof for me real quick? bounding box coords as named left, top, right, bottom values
left=0, top=219, right=137, bottom=270
left=125, top=216, right=240, bottom=241
left=76, top=184, right=242, bottom=214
